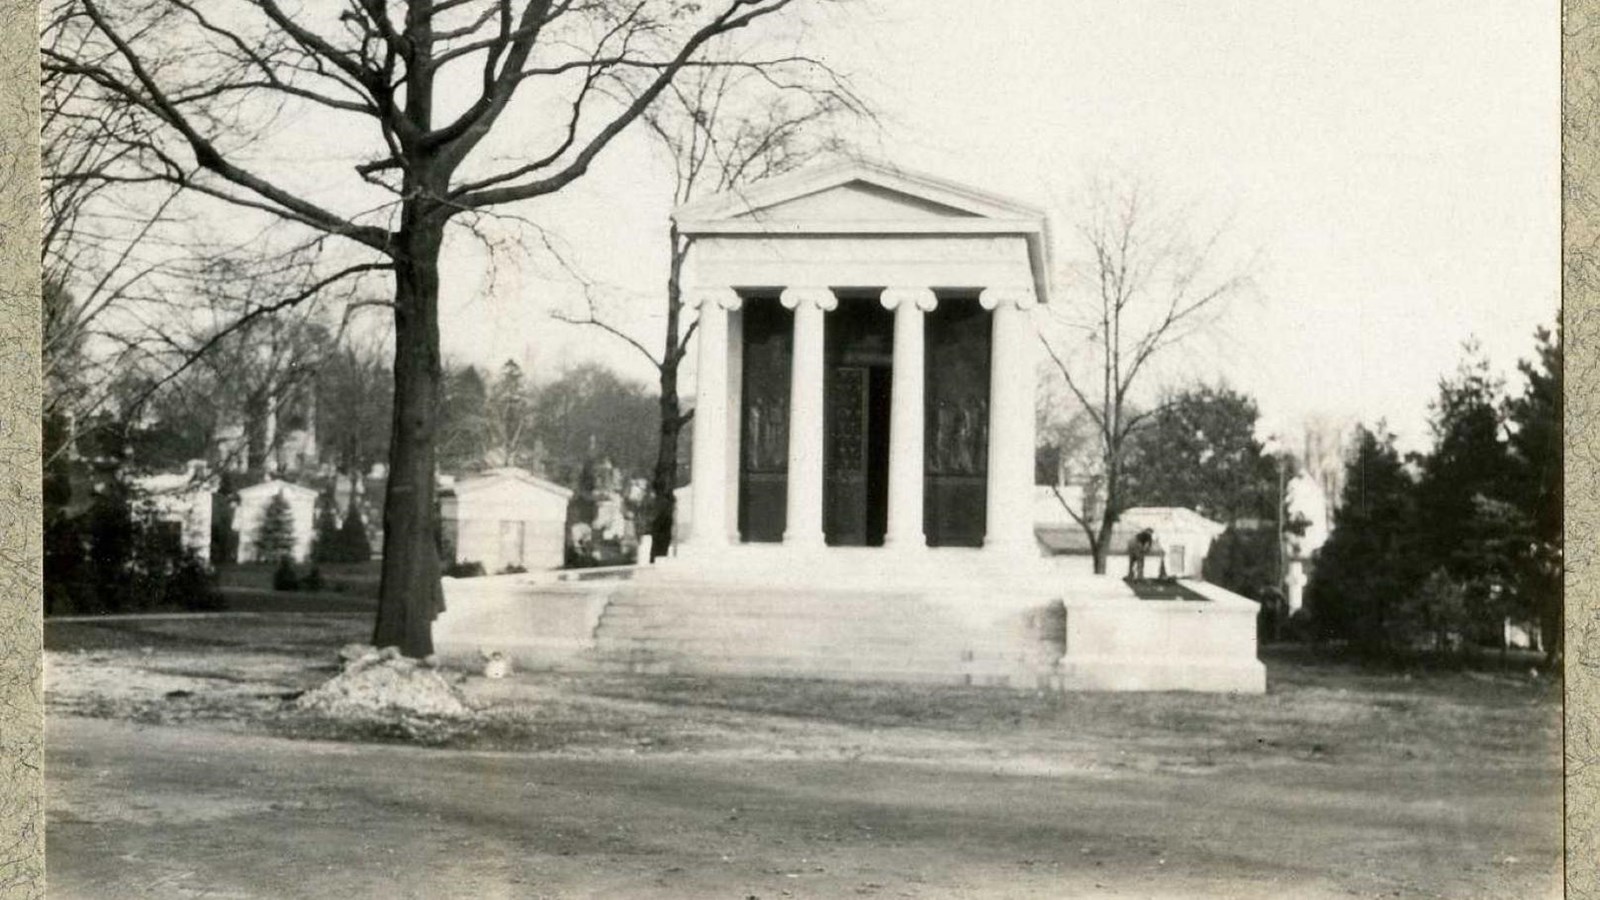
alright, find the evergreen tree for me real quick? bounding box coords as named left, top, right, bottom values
left=1414, top=342, right=1512, bottom=569
left=310, top=493, right=342, bottom=563
left=1412, top=340, right=1519, bottom=643
left=438, top=363, right=490, bottom=473
left=1122, top=384, right=1278, bottom=525
left=1506, top=325, right=1563, bottom=661
left=254, top=491, right=297, bottom=562
left=337, top=494, right=372, bottom=563
left=1305, top=424, right=1423, bottom=650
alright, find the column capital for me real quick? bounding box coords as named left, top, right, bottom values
left=979, top=285, right=1039, bottom=312
left=880, top=287, right=938, bottom=313
left=779, top=286, right=838, bottom=312
left=687, top=287, right=742, bottom=311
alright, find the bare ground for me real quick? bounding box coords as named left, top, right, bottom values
left=44, top=613, right=1564, bottom=898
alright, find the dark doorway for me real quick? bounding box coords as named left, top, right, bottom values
left=824, top=295, right=894, bottom=546
left=737, top=294, right=791, bottom=542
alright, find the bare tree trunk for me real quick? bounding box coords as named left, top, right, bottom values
left=1093, top=515, right=1114, bottom=575
left=649, top=231, right=690, bottom=559
left=650, top=396, right=683, bottom=559
left=373, top=213, right=445, bottom=657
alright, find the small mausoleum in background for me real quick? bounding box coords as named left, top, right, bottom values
left=1034, top=497, right=1227, bottom=580
left=440, top=468, right=571, bottom=573
left=132, top=462, right=216, bottom=562
left=435, top=160, right=1266, bottom=694
left=233, top=478, right=319, bottom=563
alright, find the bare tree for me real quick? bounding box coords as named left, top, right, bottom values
left=46, top=0, right=838, bottom=655
left=558, top=60, right=861, bottom=558
left=1296, top=412, right=1355, bottom=522
left=41, top=8, right=193, bottom=438
left=1039, top=178, right=1255, bottom=574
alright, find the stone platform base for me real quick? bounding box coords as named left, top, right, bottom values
left=433, top=547, right=1265, bottom=693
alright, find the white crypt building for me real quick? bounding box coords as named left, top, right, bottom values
left=435, top=160, right=1266, bottom=693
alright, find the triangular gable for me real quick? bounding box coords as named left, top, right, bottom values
left=236, top=479, right=319, bottom=500
left=453, top=468, right=573, bottom=501
left=673, top=158, right=1045, bottom=226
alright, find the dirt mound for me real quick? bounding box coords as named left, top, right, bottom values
left=295, top=644, right=471, bottom=720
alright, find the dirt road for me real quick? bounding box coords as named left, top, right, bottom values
left=48, top=716, right=1559, bottom=899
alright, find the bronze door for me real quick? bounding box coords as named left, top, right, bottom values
left=738, top=296, right=791, bottom=542
left=923, top=295, right=990, bottom=547
left=824, top=365, right=870, bottom=546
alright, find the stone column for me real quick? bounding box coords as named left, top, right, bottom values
left=780, top=286, right=836, bottom=548
left=686, top=287, right=741, bottom=550
left=980, top=286, right=1040, bottom=556
left=880, top=287, right=938, bottom=550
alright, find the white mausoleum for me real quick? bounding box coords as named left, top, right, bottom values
left=435, top=161, right=1265, bottom=693
left=440, top=468, right=571, bottom=572
left=674, top=160, right=1048, bottom=556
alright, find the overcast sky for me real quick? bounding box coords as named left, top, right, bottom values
left=427, top=0, right=1557, bottom=453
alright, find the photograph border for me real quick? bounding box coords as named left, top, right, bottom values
left=1564, top=0, right=1600, bottom=895
left=1, top=0, right=44, bottom=897
left=0, top=3, right=1592, bottom=897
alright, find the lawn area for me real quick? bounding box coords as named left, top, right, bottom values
left=43, top=613, right=1563, bottom=898
left=208, top=560, right=382, bottom=613
left=43, top=613, right=1562, bottom=772
left=215, top=560, right=382, bottom=594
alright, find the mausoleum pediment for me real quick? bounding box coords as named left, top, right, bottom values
left=672, top=159, right=1045, bottom=229
left=725, top=179, right=982, bottom=222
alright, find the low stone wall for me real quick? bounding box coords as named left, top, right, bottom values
left=434, top=574, right=614, bottom=671
left=1058, top=581, right=1265, bottom=692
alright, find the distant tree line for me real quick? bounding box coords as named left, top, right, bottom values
left=1308, top=327, right=1562, bottom=663
left=438, top=359, right=661, bottom=490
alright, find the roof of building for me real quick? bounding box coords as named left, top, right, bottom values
left=1035, top=506, right=1227, bottom=555
left=443, top=467, right=573, bottom=501
left=671, top=158, right=1053, bottom=305
left=235, top=478, right=321, bottom=499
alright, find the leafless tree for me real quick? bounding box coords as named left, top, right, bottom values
left=557, top=60, right=862, bottom=557
left=40, top=8, right=191, bottom=439
left=46, top=0, right=842, bottom=655
left=1296, top=412, right=1355, bottom=521
left=1039, top=177, right=1255, bottom=574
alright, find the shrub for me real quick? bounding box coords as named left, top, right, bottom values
left=336, top=495, right=373, bottom=562
left=167, top=553, right=225, bottom=611
left=300, top=565, right=324, bottom=592
left=1202, top=526, right=1279, bottom=602
left=444, top=560, right=486, bottom=578
left=272, top=556, right=300, bottom=591
left=310, top=493, right=342, bottom=563
left=255, top=492, right=297, bottom=562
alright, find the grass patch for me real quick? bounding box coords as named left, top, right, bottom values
left=44, top=612, right=1562, bottom=775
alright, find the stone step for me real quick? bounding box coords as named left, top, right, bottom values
left=591, top=643, right=986, bottom=665
left=586, top=653, right=1034, bottom=686
left=601, top=595, right=939, bottom=614
left=594, top=616, right=970, bottom=633
left=596, top=607, right=946, bottom=626
left=590, top=637, right=1030, bottom=663
left=592, top=617, right=991, bottom=642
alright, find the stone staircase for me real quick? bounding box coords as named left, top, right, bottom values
left=587, top=579, right=1063, bottom=686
